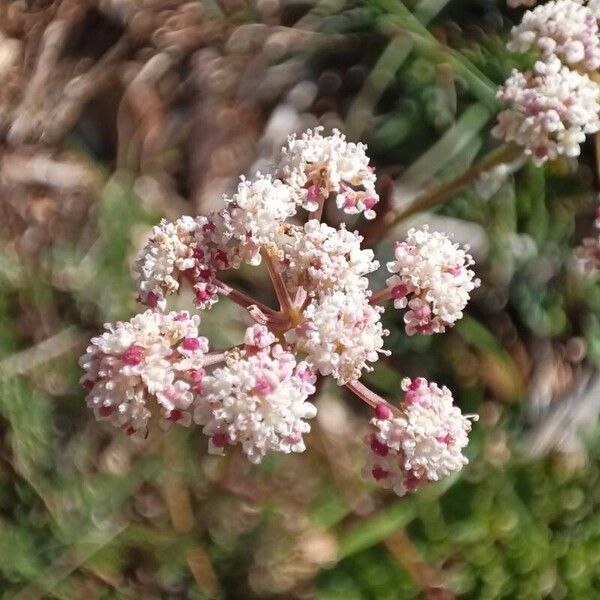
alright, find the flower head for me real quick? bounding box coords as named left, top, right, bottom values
left=135, top=215, right=231, bottom=311
left=135, top=216, right=199, bottom=310
left=279, top=219, right=379, bottom=296
left=80, top=310, right=208, bottom=435
left=508, top=1, right=600, bottom=71
left=193, top=325, right=317, bottom=463
left=278, top=127, right=379, bottom=219
left=84, top=126, right=479, bottom=474
left=286, top=290, right=389, bottom=384
left=492, top=57, right=600, bottom=164
left=220, top=174, right=298, bottom=266
left=386, top=226, right=480, bottom=335
left=365, top=378, right=477, bottom=496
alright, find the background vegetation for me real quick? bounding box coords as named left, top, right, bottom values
left=1, top=0, right=599, bottom=598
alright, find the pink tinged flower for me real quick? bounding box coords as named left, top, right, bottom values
left=363, top=197, right=378, bottom=210
left=507, top=1, right=600, bottom=71
left=193, top=336, right=317, bottom=463
left=404, top=390, right=420, bottom=405
left=305, top=184, right=321, bottom=210
left=387, top=226, right=480, bottom=335
left=219, top=174, right=298, bottom=266
left=202, top=221, right=216, bottom=235
left=82, top=379, right=95, bottom=391
left=280, top=220, right=379, bottom=297
left=168, top=409, right=183, bottom=422
left=244, top=324, right=276, bottom=350
left=278, top=126, right=379, bottom=219
left=191, top=368, right=205, bottom=382
left=493, top=57, right=600, bottom=164
left=364, top=377, right=477, bottom=497
left=80, top=310, right=207, bottom=435
left=254, top=375, right=274, bottom=394
left=286, top=290, right=389, bottom=385
left=343, top=195, right=356, bottom=209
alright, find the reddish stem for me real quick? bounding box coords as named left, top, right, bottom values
left=346, top=380, right=397, bottom=415
left=370, top=288, right=393, bottom=305
left=261, top=249, right=294, bottom=315
left=215, top=280, right=277, bottom=316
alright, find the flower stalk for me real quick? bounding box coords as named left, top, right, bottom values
left=371, top=143, right=522, bottom=241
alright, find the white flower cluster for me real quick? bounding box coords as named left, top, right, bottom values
left=498, top=2, right=600, bottom=164
left=508, top=0, right=600, bottom=70
left=135, top=216, right=200, bottom=310
left=279, top=219, right=379, bottom=296
left=135, top=215, right=230, bottom=311
left=194, top=325, right=317, bottom=463
left=286, top=291, right=389, bottom=385
left=365, top=378, right=476, bottom=496
left=493, top=58, right=600, bottom=164
left=220, top=174, right=298, bottom=266
left=84, top=127, right=477, bottom=489
left=80, top=310, right=208, bottom=435
left=386, top=226, right=480, bottom=336
left=278, top=126, right=379, bottom=219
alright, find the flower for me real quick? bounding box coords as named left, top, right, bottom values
left=386, top=226, right=480, bottom=335
left=508, top=0, right=600, bottom=71
left=365, top=378, right=477, bottom=496
left=135, top=214, right=231, bottom=311
left=278, top=219, right=379, bottom=296
left=278, top=127, right=379, bottom=219
left=135, top=216, right=199, bottom=310
left=286, top=290, right=389, bottom=384
left=79, top=310, right=208, bottom=435
left=220, top=174, right=299, bottom=266
left=84, top=126, right=480, bottom=474
left=193, top=325, right=317, bottom=463
left=492, top=57, right=600, bottom=164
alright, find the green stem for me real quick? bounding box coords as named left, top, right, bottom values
left=377, top=143, right=522, bottom=238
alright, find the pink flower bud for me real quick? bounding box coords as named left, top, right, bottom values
left=374, top=403, right=391, bottom=420
left=212, top=432, right=228, bottom=448
left=372, top=466, right=389, bottom=481
left=370, top=435, right=389, bottom=457
left=181, top=337, right=201, bottom=351
left=99, top=405, right=114, bottom=417
left=122, top=345, right=144, bottom=366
